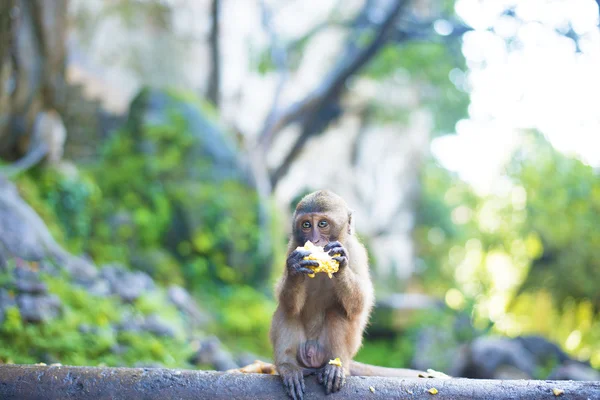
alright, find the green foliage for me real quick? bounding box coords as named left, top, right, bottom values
left=356, top=307, right=477, bottom=372
left=414, top=133, right=600, bottom=368
left=14, top=175, right=68, bottom=247
left=173, top=182, right=265, bottom=286
left=199, top=284, right=275, bottom=357
left=364, top=41, right=469, bottom=133
left=413, top=160, right=480, bottom=296
left=508, top=133, right=600, bottom=306
left=0, top=272, right=192, bottom=367
left=355, top=336, right=414, bottom=368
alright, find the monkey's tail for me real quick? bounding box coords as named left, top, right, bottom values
left=349, top=361, right=425, bottom=378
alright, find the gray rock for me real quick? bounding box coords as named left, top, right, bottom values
left=61, top=255, right=98, bottom=283
left=411, top=326, right=460, bottom=374
left=85, top=278, right=111, bottom=297
left=16, top=293, right=62, bottom=323
left=110, top=344, right=127, bottom=355
left=117, top=312, right=145, bottom=333
left=14, top=267, right=47, bottom=294
left=462, top=337, right=536, bottom=379
left=128, top=88, right=248, bottom=183
left=548, top=361, right=600, bottom=381
left=141, top=314, right=176, bottom=337
left=0, top=177, right=63, bottom=262
left=78, top=323, right=96, bottom=335
left=0, top=288, right=17, bottom=322
left=516, top=335, right=570, bottom=365
left=0, top=177, right=101, bottom=286
left=168, top=285, right=210, bottom=328
left=101, top=264, right=155, bottom=302
left=190, top=336, right=238, bottom=371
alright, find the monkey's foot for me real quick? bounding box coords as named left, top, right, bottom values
left=317, top=363, right=346, bottom=394
left=279, top=365, right=305, bottom=400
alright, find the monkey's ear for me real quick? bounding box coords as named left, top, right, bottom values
left=347, top=210, right=353, bottom=235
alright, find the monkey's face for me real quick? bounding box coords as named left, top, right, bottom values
left=294, top=212, right=345, bottom=246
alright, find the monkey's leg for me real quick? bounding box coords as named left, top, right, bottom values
left=272, top=309, right=307, bottom=400
left=316, top=313, right=352, bottom=394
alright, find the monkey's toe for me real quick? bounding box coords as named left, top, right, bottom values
left=283, top=370, right=305, bottom=400
left=319, top=364, right=346, bottom=394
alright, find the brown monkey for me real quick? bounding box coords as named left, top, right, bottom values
left=270, top=190, right=425, bottom=400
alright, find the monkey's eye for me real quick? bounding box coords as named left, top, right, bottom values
left=302, top=221, right=311, bottom=229
left=318, top=220, right=328, bottom=228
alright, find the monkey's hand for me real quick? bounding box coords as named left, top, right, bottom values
left=278, top=364, right=306, bottom=400
left=324, top=241, right=348, bottom=270
left=287, top=249, right=319, bottom=276
left=318, top=363, right=346, bottom=394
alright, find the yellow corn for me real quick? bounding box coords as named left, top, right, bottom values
left=297, top=241, right=340, bottom=278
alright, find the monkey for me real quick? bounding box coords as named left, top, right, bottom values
left=269, top=190, right=426, bottom=400
left=0, top=109, right=66, bottom=177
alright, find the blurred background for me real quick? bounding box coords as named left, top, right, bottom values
left=1, top=0, right=599, bottom=381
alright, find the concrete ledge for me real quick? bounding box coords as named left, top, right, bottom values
left=0, top=364, right=598, bottom=399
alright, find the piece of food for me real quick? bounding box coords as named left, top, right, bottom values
left=369, top=386, right=376, bottom=393
left=428, top=388, right=438, bottom=395
left=296, top=241, right=340, bottom=278
left=419, top=369, right=451, bottom=379
left=328, top=357, right=343, bottom=367
left=552, top=388, right=564, bottom=396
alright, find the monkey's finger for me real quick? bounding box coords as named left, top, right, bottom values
left=294, top=374, right=304, bottom=400
left=332, top=256, right=348, bottom=267
left=328, top=247, right=346, bottom=256
left=294, top=266, right=315, bottom=275
left=325, top=367, right=334, bottom=394
left=317, top=369, right=324, bottom=384
left=292, top=249, right=312, bottom=259
left=298, top=260, right=319, bottom=268
left=324, top=241, right=342, bottom=251
left=284, top=377, right=297, bottom=400
left=321, top=366, right=330, bottom=388
left=299, top=372, right=305, bottom=393
left=333, top=368, right=344, bottom=392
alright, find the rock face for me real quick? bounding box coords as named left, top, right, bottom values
left=0, top=177, right=63, bottom=264
left=119, top=88, right=266, bottom=286
left=0, top=174, right=215, bottom=367
left=100, top=265, right=155, bottom=303
left=414, top=333, right=600, bottom=381
left=190, top=336, right=239, bottom=371
left=16, top=293, right=62, bottom=323
left=127, top=88, right=249, bottom=184
left=168, top=285, right=210, bottom=329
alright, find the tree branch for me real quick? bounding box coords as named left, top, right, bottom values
left=257, top=0, right=289, bottom=151
left=1, top=365, right=598, bottom=399
left=207, top=0, right=220, bottom=107
left=269, top=0, right=408, bottom=188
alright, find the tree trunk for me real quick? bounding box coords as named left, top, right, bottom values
left=0, top=0, right=68, bottom=161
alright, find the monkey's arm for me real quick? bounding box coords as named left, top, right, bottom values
left=325, top=241, right=371, bottom=316
left=276, top=272, right=308, bottom=316
left=332, top=265, right=369, bottom=316
left=276, top=246, right=319, bottom=316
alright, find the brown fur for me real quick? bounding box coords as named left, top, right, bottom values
left=269, top=190, right=374, bottom=398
